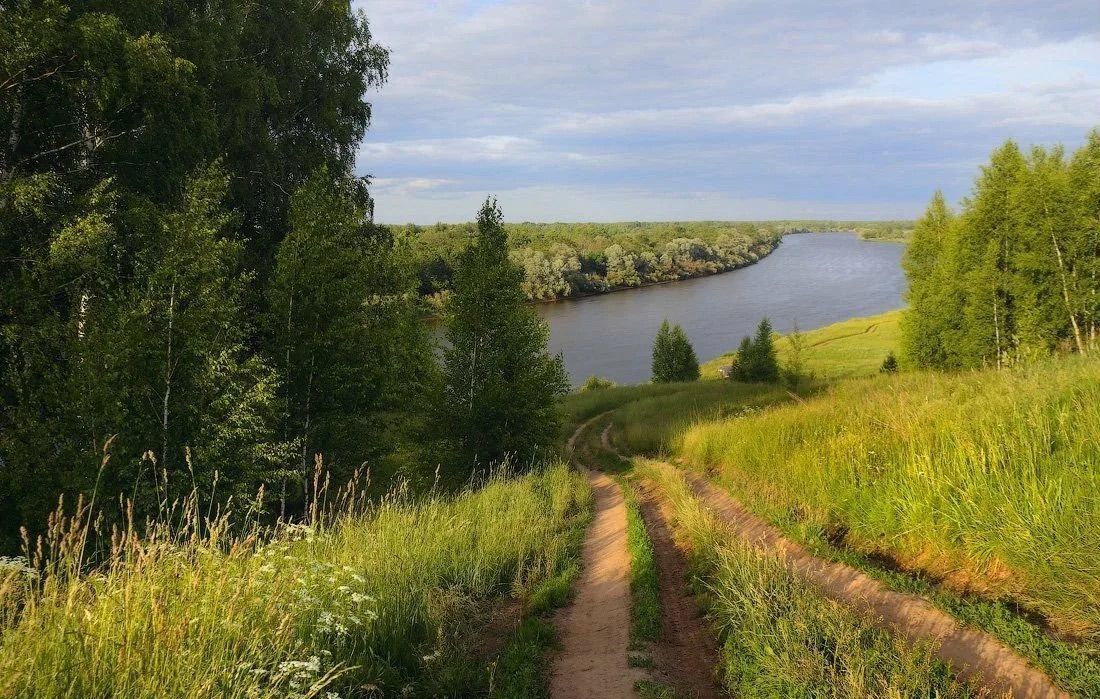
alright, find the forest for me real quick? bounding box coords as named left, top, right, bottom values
left=0, top=2, right=564, bottom=552
left=902, top=132, right=1100, bottom=369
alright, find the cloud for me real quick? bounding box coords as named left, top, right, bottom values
left=354, top=0, right=1100, bottom=222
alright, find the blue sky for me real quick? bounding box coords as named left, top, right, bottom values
left=354, top=1, right=1100, bottom=223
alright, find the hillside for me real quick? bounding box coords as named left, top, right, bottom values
left=564, top=312, right=1100, bottom=697
left=701, top=309, right=902, bottom=380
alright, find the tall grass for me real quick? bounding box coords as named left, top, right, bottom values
left=639, top=460, right=974, bottom=698
left=609, top=381, right=792, bottom=455
left=677, top=359, right=1100, bottom=634
left=0, top=463, right=591, bottom=698
left=621, top=480, right=661, bottom=644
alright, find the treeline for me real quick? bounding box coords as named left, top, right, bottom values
left=0, top=3, right=564, bottom=548
left=902, top=129, right=1100, bottom=369
left=398, top=218, right=913, bottom=307
left=398, top=221, right=783, bottom=304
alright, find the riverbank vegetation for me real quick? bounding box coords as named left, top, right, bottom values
left=397, top=219, right=914, bottom=308
left=702, top=310, right=903, bottom=380
left=401, top=220, right=782, bottom=305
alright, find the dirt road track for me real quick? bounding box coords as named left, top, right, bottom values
left=550, top=469, right=641, bottom=698
left=683, top=470, right=1069, bottom=699
left=637, top=484, right=724, bottom=699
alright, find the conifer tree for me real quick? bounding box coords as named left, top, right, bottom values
left=750, top=317, right=780, bottom=382
left=729, top=336, right=754, bottom=381
left=652, top=321, right=699, bottom=382
left=880, top=352, right=899, bottom=373
left=670, top=324, right=701, bottom=381
left=438, top=198, right=568, bottom=472
left=651, top=320, right=675, bottom=382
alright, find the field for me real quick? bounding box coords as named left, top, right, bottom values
left=0, top=465, right=591, bottom=698
left=565, top=311, right=1099, bottom=696
left=678, top=359, right=1100, bottom=634
left=701, top=309, right=903, bottom=380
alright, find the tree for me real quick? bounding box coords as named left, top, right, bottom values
left=652, top=320, right=699, bottom=383
left=957, top=141, right=1027, bottom=368
left=880, top=352, right=899, bottom=373
left=750, top=318, right=780, bottom=382
left=731, top=318, right=779, bottom=382
left=899, top=131, right=1100, bottom=369
left=0, top=0, right=393, bottom=540
left=783, top=321, right=807, bottom=387
left=728, top=336, right=754, bottom=381
left=652, top=320, right=674, bottom=382
left=438, top=198, right=568, bottom=472
left=901, top=192, right=955, bottom=368
left=269, top=167, right=432, bottom=511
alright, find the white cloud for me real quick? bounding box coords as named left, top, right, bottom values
left=354, top=0, right=1100, bottom=222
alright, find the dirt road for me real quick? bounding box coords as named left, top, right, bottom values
left=550, top=468, right=641, bottom=698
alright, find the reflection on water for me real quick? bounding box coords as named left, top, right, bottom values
left=536, top=232, right=906, bottom=386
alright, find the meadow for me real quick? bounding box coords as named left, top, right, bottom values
left=701, top=309, right=903, bottom=380
left=677, top=359, right=1100, bottom=636
left=0, top=464, right=590, bottom=699
left=637, top=460, right=972, bottom=698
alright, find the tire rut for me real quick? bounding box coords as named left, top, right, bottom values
left=681, top=469, right=1069, bottom=699
left=636, top=483, right=725, bottom=699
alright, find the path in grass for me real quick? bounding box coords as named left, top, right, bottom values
left=552, top=418, right=641, bottom=698
left=636, top=484, right=724, bottom=699
left=602, top=420, right=727, bottom=698
left=681, top=470, right=1068, bottom=699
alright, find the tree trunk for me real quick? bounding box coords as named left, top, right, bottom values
left=1050, top=229, right=1086, bottom=355
left=162, top=281, right=176, bottom=471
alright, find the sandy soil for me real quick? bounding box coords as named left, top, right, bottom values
left=550, top=469, right=642, bottom=698
left=637, top=484, right=725, bottom=699
left=683, top=470, right=1069, bottom=699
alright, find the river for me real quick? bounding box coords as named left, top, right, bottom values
left=536, top=232, right=907, bottom=386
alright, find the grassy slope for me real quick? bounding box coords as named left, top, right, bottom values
left=574, top=312, right=1099, bottom=694
left=701, top=309, right=903, bottom=380
left=0, top=465, right=590, bottom=699
left=678, top=360, right=1100, bottom=635
left=639, top=460, right=972, bottom=698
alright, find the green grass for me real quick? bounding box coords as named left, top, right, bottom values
left=609, top=381, right=794, bottom=455
left=0, top=463, right=591, bottom=698
left=562, top=380, right=794, bottom=457
left=677, top=358, right=1100, bottom=636
left=620, top=479, right=661, bottom=645
left=701, top=309, right=903, bottom=380
left=639, top=460, right=973, bottom=698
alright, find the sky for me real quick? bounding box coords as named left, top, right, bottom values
left=354, top=1, right=1100, bottom=224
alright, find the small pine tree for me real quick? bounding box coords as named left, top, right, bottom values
left=652, top=320, right=699, bottom=382
left=669, top=325, right=700, bottom=382
left=881, top=352, right=899, bottom=373
left=729, top=336, right=754, bottom=381
left=751, top=317, right=780, bottom=382
left=651, top=320, right=675, bottom=383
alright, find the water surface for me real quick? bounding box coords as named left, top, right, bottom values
left=536, top=232, right=906, bottom=385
